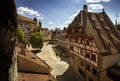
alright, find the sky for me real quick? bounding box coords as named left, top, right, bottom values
left=15, top=0, right=120, bottom=29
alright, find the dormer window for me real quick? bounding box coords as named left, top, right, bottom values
left=104, top=42, right=110, bottom=47
left=100, top=35, right=110, bottom=48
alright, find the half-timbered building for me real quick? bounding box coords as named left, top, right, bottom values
left=58, top=5, right=120, bottom=81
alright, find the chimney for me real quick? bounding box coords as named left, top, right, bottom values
left=83, top=5, right=87, bottom=28
left=83, top=5, right=88, bottom=12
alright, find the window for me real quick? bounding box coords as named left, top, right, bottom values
left=92, top=68, right=97, bottom=76
left=86, top=40, right=90, bottom=45
left=81, top=39, right=84, bottom=44
left=85, top=51, right=90, bottom=58
left=80, top=60, right=84, bottom=66
left=68, top=29, right=71, bottom=33
left=86, top=64, right=90, bottom=71
left=20, top=23, right=23, bottom=26
left=79, top=28, right=83, bottom=32
left=80, top=49, right=85, bottom=56
left=78, top=68, right=85, bottom=77
left=91, top=54, right=96, bottom=62
left=89, top=77, right=93, bottom=81
left=70, top=46, right=73, bottom=51
left=69, top=39, right=71, bottom=42
left=75, top=39, right=77, bottom=43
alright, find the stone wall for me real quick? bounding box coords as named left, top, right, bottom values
left=9, top=49, right=18, bottom=81
left=0, top=0, right=17, bottom=81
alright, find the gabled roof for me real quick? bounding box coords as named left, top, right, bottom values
left=68, top=5, right=120, bottom=55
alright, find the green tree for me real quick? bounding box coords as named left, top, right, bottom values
left=16, top=27, right=24, bottom=43
left=30, top=32, right=43, bottom=50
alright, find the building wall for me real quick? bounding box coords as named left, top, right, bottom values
left=102, top=54, right=120, bottom=70
left=69, top=53, right=99, bottom=81
left=99, top=70, right=113, bottom=81
left=70, top=54, right=85, bottom=81
left=17, top=16, right=36, bottom=45
left=9, top=49, right=18, bottom=81
left=57, top=37, right=119, bottom=81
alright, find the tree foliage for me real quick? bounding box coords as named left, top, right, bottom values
left=16, top=27, right=24, bottom=43
left=30, top=32, right=43, bottom=50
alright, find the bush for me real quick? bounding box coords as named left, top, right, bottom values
left=30, top=32, right=43, bottom=50
left=16, top=27, right=24, bottom=43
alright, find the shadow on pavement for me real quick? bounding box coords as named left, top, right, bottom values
left=56, top=66, right=82, bottom=81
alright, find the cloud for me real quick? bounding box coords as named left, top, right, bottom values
left=102, top=0, right=111, bottom=2
left=39, top=16, right=44, bottom=20
left=88, top=4, right=104, bottom=10
left=64, top=9, right=80, bottom=26
left=86, top=0, right=111, bottom=3
left=48, top=21, right=53, bottom=25
left=65, top=20, right=72, bottom=24
left=17, top=7, right=43, bottom=19
left=58, top=25, right=66, bottom=29
left=59, top=25, right=65, bottom=27
left=69, top=9, right=80, bottom=19
left=58, top=25, right=65, bottom=28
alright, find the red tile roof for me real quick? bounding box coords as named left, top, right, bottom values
left=19, top=72, right=50, bottom=81
left=17, top=47, right=50, bottom=74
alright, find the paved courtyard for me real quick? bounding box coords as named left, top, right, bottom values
left=35, top=42, right=69, bottom=78
left=27, top=42, right=81, bottom=81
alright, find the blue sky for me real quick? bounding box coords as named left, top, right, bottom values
left=15, top=0, right=120, bottom=29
